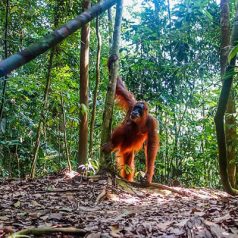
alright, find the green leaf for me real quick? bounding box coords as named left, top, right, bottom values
left=11, top=6, right=18, bottom=13
left=69, top=105, right=77, bottom=114
left=80, top=104, right=88, bottom=116
left=0, top=140, right=21, bottom=146
left=228, top=45, right=238, bottom=63
left=202, top=9, right=213, bottom=21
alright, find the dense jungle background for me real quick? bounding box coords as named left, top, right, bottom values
left=0, top=0, right=237, bottom=188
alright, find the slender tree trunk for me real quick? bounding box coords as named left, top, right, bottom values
left=0, top=0, right=9, bottom=123
left=78, top=0, right=91, bottom=168
left=60, top=95, right=72, bottom=171
left=220, top=0, right=237, bottom=188
left=89, top=13, right=101, bottom=157
left=166, top=0, right=178, bottom=179
left=225, top=94, right=237, bottom=187
left=200, top=80, right=207, bottom=184
left=214, top=5, right=238, bottom=195
left=164, top=113, right=169, bottom=182
left=30, top=0, right=64, bottom=178
left=108, top=8, right=113, bottom=47
left=100, top=0, right=123, bottom=167
left=30, top=49, right=55, bottom=178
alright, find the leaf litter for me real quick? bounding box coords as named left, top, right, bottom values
left=0, top=173, right=237, bottom=238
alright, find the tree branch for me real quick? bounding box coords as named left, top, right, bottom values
left=0, top=0, right=118, bottom=78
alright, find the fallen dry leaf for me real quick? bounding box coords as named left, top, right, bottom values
left=110, top=224, right=122, bottom=238
left=13, top=201, right=21, bottom=208
left=157, top=221, right=175, bottom=231
left=213, top=213, right=231, bottom=223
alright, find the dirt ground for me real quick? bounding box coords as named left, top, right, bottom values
left=0, top=173, right=238, bottom=237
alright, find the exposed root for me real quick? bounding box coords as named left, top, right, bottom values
left=117, top=177, right=201, bottom=198
left=8, top=227, right=87, bottom=238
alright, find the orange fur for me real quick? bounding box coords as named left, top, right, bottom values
left=115, top=77, right=136, bottom=111
left=103, top=78, right=159, bottom=184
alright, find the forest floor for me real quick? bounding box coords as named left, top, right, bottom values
left=0, top=172, right=238, bottom=238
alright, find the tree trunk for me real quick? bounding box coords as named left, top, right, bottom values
left=60, top=95, right=72, bottom=171
left=30, top=49, right=55, bottom=178
left=220, top=0, right=237, bottom=188
left=100, top=0, right=123, bottom=167
left=0, top=0, right=118, bottom=78
left=0, top=0, right=9, bottom=123
left=225, top=96, right=237, bottom=187
left=78, top=0, right=91, bottom=168
left=108, top=7, right=113, bottom=47
left=214, top=4, right=238, bottom=195
left=30, top=0, right=62, bottom=178
left=89, top=12, right=101, bottom=157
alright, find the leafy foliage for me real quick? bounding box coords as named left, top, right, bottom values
left=0, top=0, right=234, bottom=188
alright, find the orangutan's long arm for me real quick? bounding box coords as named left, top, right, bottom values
left=144, top=116, right=159, bottom=184
left=115, top=77, right=136, bottom=111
